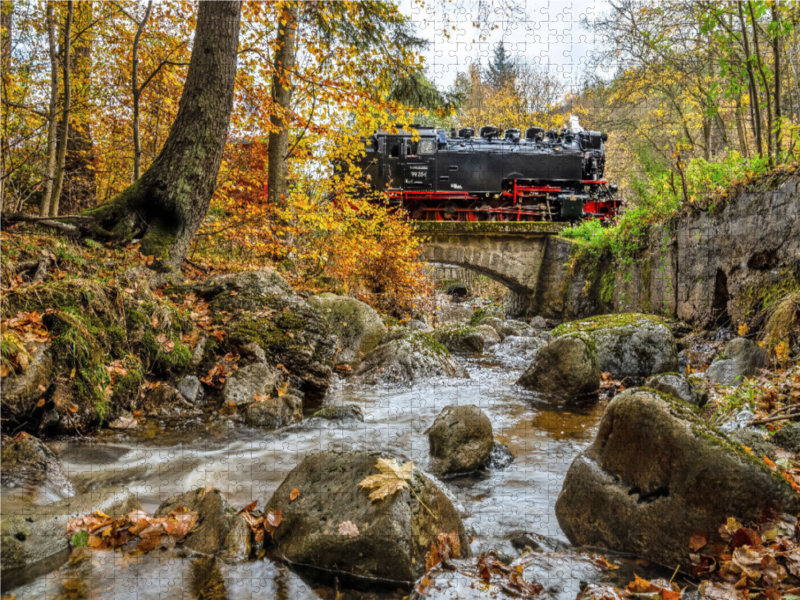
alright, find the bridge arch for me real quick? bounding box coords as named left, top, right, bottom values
left=412, top=221, right=567, bottom=318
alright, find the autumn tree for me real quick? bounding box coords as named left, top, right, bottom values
left=84, top=0, right=242, bottom=271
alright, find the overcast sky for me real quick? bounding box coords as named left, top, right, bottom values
left=398, top=0, right=614, bottom=92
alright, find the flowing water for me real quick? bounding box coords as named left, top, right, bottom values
left=6, top=350, right=669, bottom=599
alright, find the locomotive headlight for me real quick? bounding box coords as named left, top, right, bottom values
left=418, top=139, right=436, bottom=155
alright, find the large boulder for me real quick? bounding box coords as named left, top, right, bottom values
left=222, top=363, right=281, bottom=407
left=307, top=293, right=386, bottom=369
left=353, top=330, right=468, bottom=385
left=645, top=373, right=708, bottom=408
left=555, top=389, right=800, bottom=569
left=426, top=405, right=494, bottom=476
left=154, top=487, right=250, bottom=562
left=516, top=336, right=600, bottom=401
left=1, top=486, right=141, bottom=587
left=244, top=394, right=303, bottom=429
left=707, top=338, right=770, bottom=387
left=475, top=324, right=501, bottom=348
left=187, top=270, right=338, bottom=404
left=552, top=314, right=678, bottom=378
left=264, top=451, right=469, bottom=585
left=431, top=324, right=485, bottom=354
left=1, top=434, right=74, bottom=503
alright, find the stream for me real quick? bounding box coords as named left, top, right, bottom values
left=6, top=350, right=670, bottom=599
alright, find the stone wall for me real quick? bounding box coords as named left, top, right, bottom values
left=535, top=169, right=800, bottom=326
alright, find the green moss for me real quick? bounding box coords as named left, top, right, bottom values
left=142, top=332, right=191, bottom=376
left=111, top=364, right=145, bottom=406
left=552, top=313, right=665, bottom=338
left=407, top=331, right=449, bottom=357
left=469, top=307, right=487, bottom=326
left=139, top=222, right=177, bottom=262
left=599, top=268, right=615, bottom=306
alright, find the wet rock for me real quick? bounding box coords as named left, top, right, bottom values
left=771, top=423, right=800, bottom=453
left=529, top=315, right=547, bottom=329
left=516, top=336, right=600, bottom=401
left=555, top=389, right=800, bottom=570
left=483, top=441, right=515, bottom=470
left=707, top=338, right=770, bottom=387
left=1, top=486, right=141, bottom=586
left=426, top=405, right=494, bottom=476
left=432, top=324, right=485, bottom=354
left=188, top=269, right=338, bottom=404
left=222, top=363, right=281, bottom=407
left=142, top=384, right=202, bottom=419
left=500, top=319, right=534, bottom=338
left=475, top=324, right=501, bottom=348
left=307, top=293, right=387, bottom=369
left=644, top=373, right=708, bottom=408
left=353, top=331, right=468, bottom=385
left=311, top=404, right=365, bottom=422
left=552, top=314, right=678, bottom=378
left=154, top=487, right=250, bottom=562
left=407, top=319, right=432, bottom=332
left=178, top=375, right=203, bottom=404
left=264, top=450, right=469, bottom=585
left=244, top=394, right=303, bottom=429
left=1, top=342, right=53, bottom=422
left=489, top=335, right=545, bottom=365
left=1, top=434, right=74, bottom=501
left=483, top=317, right=507, bottom=340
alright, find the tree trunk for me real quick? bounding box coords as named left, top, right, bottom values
left=49, top=0, right=72, bottom=217
left=267, top=1, right=299, bottom=208
left=61, top=0, right=97, bottom=213
left=748, top=1, right=773, bottom=162
left=738, top=2, right=764, bottom=158
left=0, top=1, right=13, bottom=213
left=40, top=1, right=59, bottom=217
left=772, top=2, right=782, bottom=157
left=86, top=0, right=242, bottom=272
left=132, top=0, right=153, bottom=181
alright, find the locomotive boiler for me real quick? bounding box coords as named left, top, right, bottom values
left=354, top=117, right=622, bottom=222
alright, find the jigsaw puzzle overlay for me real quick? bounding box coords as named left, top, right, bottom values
left=2, top=1, right=800, bottom=599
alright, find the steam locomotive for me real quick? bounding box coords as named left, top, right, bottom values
left=354, top=117, right=621, bottom=222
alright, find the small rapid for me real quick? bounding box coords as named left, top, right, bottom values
left=7, top=351, right=665, bottom=599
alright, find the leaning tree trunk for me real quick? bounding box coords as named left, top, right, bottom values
left=86, top=0, right=241, bottom=271
left=40, top=1, right=59, bottom=217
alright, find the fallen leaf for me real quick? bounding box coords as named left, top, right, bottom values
left=338, top=521, right=360, bottom=537
left=290, top=488, right=299, bottom=501
left=238, top=501, right=258, bottom=514
left=359, top=458, right=414, bottom=502
left=689, top=531, right=708, bottom=551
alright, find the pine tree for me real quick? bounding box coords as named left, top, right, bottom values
left=485, top=41, right=517, bottom=91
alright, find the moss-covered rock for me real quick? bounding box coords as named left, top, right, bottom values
left=431, top=323, right=485, bottom=354
left=307, top=293, right=386, bottom=369
left=516, top=336, right=600, bottom=401
left=264, top=450, right=469, bottom=585
left=552, top=313, right=678, bottom=378
left=555, top=389, right=800, bottom=570
left=311, top=404, right=365, bottom=422
left=188, top=270, right=337, bottom=405
left=353, top=330, right=468, bottom=385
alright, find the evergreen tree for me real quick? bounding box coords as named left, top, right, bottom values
left=485, top=41, right=517, bottom=91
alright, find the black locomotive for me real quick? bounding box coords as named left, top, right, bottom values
left=354, top=119, right=621, bottom=222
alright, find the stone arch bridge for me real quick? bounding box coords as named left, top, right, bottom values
left=411, top=221, right=574, bottom=318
